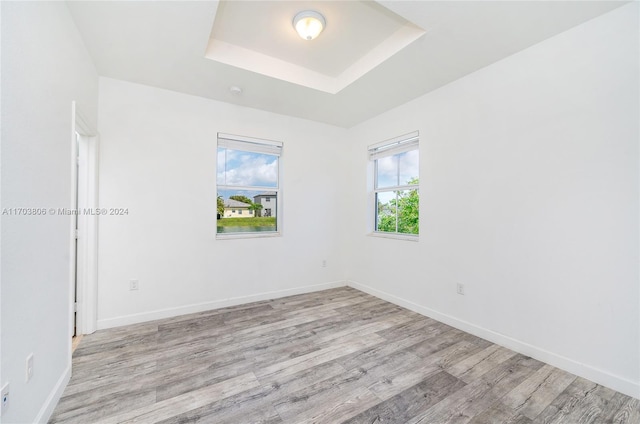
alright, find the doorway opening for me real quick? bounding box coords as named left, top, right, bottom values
left=70, top=102, right=99, bottom=352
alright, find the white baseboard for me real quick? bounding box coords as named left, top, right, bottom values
left=347, top=280, right=640, bottom=400
left=97, top=280, right=348, bottom=330
left=35, top=365, right=71, bottom=423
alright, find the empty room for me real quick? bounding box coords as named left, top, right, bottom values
left=1, top=0, right=638, bottom=423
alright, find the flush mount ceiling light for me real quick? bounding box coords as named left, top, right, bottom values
left=293, top=10, right=326, bottom=41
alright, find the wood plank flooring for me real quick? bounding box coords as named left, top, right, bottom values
left=50, top=287, right=639, bottom=424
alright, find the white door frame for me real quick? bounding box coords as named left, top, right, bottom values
left=70, top=101, right=99, bottom=336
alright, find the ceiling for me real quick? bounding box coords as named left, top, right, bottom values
left=207, top=1, right=424, bottom=93
left=66, top=1, right=626, bottom=128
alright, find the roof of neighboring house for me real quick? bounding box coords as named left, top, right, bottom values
left=253, top=192, right=277, bottom=198
left=224, top=199, right=251, bottom=208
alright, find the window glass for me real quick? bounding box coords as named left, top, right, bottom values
left=375, top=155, right=399, bottom=188
left=399, top=150, right=419, bottom=186
left=217, top=149, right=278, bottom=188
left=370, top=132, right=419, bottom=237
left=216, top=135, right=282, bottom=237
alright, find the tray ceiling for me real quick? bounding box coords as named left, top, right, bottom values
left=66, top=1, right=627, bottom=127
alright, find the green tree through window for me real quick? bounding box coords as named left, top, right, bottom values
left=377, top=178, right=419, bottom=234
left=370, top=131, right=419, bottom=237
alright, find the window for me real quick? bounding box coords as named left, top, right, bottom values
left=217, top=133, right=282, bottom=237
left=369, top=131, right=419, bottom=237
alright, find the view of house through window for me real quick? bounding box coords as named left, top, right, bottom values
left=370, top=131, right=419, bottom=236
left=216, top=134, right=282, bottom=235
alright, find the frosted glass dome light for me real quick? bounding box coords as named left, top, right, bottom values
left=293, top=10, right=326, bottom=41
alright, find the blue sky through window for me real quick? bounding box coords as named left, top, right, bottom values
left=217, top=148, right=278, bottom=190
left=376, top=150, right=419, bottom=188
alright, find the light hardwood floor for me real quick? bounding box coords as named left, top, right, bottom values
left=50, top=287, right=639, bottom=423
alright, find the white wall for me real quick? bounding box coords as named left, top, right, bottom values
left=96, top=78, right=349, bottom=327
left=2, top=4, right=637, bottom=423
left=1, top=2, right=99, bottom=423
left=347, top=4, right=639, bottom=398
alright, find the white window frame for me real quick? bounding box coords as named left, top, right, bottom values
left=216, top=133, right=283, bottom=239
left=369, top=131, right=419, bottom=241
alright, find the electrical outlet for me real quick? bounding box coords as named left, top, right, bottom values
left=322, top=259, right=327, bottom=268
left=456, top=283, right=465, bottom=295
left=26, top=354, right=34, bottom=382
left=1, top=383, right=9, bottom=414
left=130, top=279, right=139, bottom=291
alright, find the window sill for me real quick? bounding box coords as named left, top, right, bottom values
left=368, top=232, right=419, bottom=242
left=216, top=231, right=281, bottom=240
